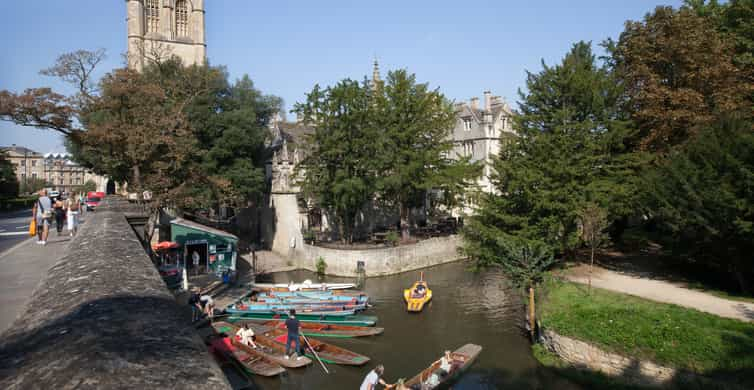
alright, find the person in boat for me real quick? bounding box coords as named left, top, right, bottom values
left=200, top=294, right=215, bottom=320
left=439, top=350, right=453, bottom=376
left=236, top=324, right=258, bottom=349
left=188, top=288, right=202, bottom=322
left=284, top=309, right=302, bottom=360
left=413, top=284, right=426, bottom=297
left=360, top=364, right=394, bottom=390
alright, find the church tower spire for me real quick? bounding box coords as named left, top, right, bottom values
left=371, top=58, right=381, bottom=92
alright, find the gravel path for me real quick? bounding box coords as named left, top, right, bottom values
left=566, top=265, right=754, bottom=323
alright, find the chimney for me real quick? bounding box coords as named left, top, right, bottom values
left=470, top=97, right=479, bottom=111
left=484, top=91, right=491, bottom=111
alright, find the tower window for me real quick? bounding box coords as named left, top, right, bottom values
left=176, top=0, right=189, bottom=37
left=145, top=0, right=160, bottom=34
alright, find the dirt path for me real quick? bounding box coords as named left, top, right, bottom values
left=565, top=265, right=754, bottom=323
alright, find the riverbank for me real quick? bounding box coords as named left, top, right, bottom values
left=535, top=278, right=754, bottom=389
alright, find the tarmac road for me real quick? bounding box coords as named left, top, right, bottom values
left=0, top=208, right=33, bottom=254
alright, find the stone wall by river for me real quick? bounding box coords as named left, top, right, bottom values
left=291, top=235, right=464, bottom=277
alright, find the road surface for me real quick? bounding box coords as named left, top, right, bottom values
left=0, top=208, right=33, bottom=254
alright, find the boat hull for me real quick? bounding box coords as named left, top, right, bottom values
left=209, top=336, right=286, bottom=377
left=239, top=320, right=384, bottom=338
left=261, top=328, right=370, bottom=366
left=226, top=312, right=378, bottom=327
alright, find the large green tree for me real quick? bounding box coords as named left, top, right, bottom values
left=643, top=118, right=754, bottom=293
left=294, top=79, right=378, bottom=244
left=375, top=70, right=478, bottom=239
left=464, top=42, right=639, bottom=260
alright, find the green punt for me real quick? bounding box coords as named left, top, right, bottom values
left=225, top=311, right=377, bottom=327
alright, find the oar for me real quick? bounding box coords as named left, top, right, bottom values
left=301, top=334, right=329, bottom=374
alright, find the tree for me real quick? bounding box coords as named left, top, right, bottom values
left=294, top=80, right=378, bottom=244
left=375, top=70, right=478, bottom=240
left=612, top=6, right=754, bottom=151
left=643, top=118, right=754, bottom=294
left=464, top=42, right=639, bottom=259
left=578, top=203, right=610, bottom=293
left=0, top=152, right=19, bottom=198
left=18, top=178, right=50, bottom=196
left=81, top=180, right=97, bottom=193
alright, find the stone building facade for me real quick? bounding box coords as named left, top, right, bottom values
left=43, top=154, right=89, bottom=194
left=1, top=146, right=45, bottom=185
left=126, top=0, right=206, bottom=71
left=451, top=91, right=515, bottom=194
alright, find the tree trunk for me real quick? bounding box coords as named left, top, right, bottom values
left=132, top=165, right=141, bottom=189
left=399, top=202, right=410, bottom=241
left=529, top=286, right=536, bottom=342
left=733, top=265, right=751, bottom=295
left=589, top=245, right=594, bottom=294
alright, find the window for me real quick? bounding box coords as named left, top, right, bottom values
left=31, top=160, right=36, bottom=167
left=175, top=0, right=189, bottom=37
left=20, top=160, right=25, bottom=166
left=463, top=118, right=472, bottom=131
left=145, top=0, right=160, bottom=34
left=32, top=173, right=37, bottom=179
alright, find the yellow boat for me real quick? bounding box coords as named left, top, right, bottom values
left=404, top=272, right=432, bottom=312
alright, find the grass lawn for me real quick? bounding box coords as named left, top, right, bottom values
left=539, top=278, right=754, bottom=384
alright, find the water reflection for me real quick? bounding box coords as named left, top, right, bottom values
left=238, top=261, right=580, bottom=390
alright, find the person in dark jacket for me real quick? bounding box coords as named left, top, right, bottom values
left=284, top=309, right=302, bottom=360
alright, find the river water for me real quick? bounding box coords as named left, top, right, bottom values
left=238, top=261, right=582, bottom=390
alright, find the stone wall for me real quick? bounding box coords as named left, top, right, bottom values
left=540, top=329, right=744, bottom=389
left=291, top=235, right=464, bottom=277
left=0, top=198, right=229, bottom=389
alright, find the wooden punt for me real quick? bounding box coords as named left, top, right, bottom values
left=209, top=336, right=286, bottom=377
left=211, top=322, right=312, bottom=368
left=262, top=328, right=370, bottom=366
left=404, top=273, right=432, bottom=312
left=403, top=344, right=482, bottom=389
left=225, top=311, right=378, bottom=327
left=241, top=320, right=384, bottom=338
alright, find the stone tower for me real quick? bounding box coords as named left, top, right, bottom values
left=126, top=0, right=206, bottom=71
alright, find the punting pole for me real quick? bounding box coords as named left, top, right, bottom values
left=302, top=334, right=329, bottom=374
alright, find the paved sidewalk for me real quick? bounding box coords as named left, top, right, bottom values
left=566, top=265, right=754, bottom=322
left=0, top=230, right=76, bottom=334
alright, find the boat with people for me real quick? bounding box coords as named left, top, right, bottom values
left=238, top=320, right=385, bottom=338
left=404, top=272, right=432, bottom=312
left=226, top=311, right=379, bottom=327
left=261, top=327, right=370, bottom=366
left=211, top=322, right=312, bottom=369
left=208, top=336, right=286, bottom=377
left=403, top=344, right=482, bottom=389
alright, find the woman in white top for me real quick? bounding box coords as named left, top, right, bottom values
left=236, top=324, right=258, bottom=348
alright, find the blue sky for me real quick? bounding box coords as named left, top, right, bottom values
left=1, top=0, right=681, bottom=153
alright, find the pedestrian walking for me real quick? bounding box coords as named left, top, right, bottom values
left=66, top=195, right=79, bottom=236
left=284, top=309, right=302, bottom=360
left=32, top=189, right=53, bottom=245
left=53, top=196, right=65, bottom=236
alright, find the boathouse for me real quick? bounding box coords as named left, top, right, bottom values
left=170, top=218, right=238, bottom=276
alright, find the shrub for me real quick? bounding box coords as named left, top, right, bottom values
left=385, top=231, right=400, bottom=246
left=315, top=256, right=327, bottom=275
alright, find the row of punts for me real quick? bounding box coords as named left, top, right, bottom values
left=206, top=277, right=480, bottom=389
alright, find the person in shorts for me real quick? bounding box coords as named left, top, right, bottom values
left=32, top=190, right=53, bottom=245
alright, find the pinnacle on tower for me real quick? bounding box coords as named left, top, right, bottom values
left=372, top=58, right=381, bottom=85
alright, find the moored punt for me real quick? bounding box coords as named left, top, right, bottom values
left=253, top=281, right=356, bottom=291
left=240, top=320, right=384, bottom=338
left=211, top=322, right=312, bottom=368
left=252, top=298, right=368, bottom=311
left=403, top=344, right=482, bottom=389
left=262, top=328, right=370, bottom=366
left=254, top=293, right=369, bottom=305
left=226, top=312, right=378, bottom=327
left=209, top=336, right=286, bottom=377
left=227, top=303, right=357, bottom=317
